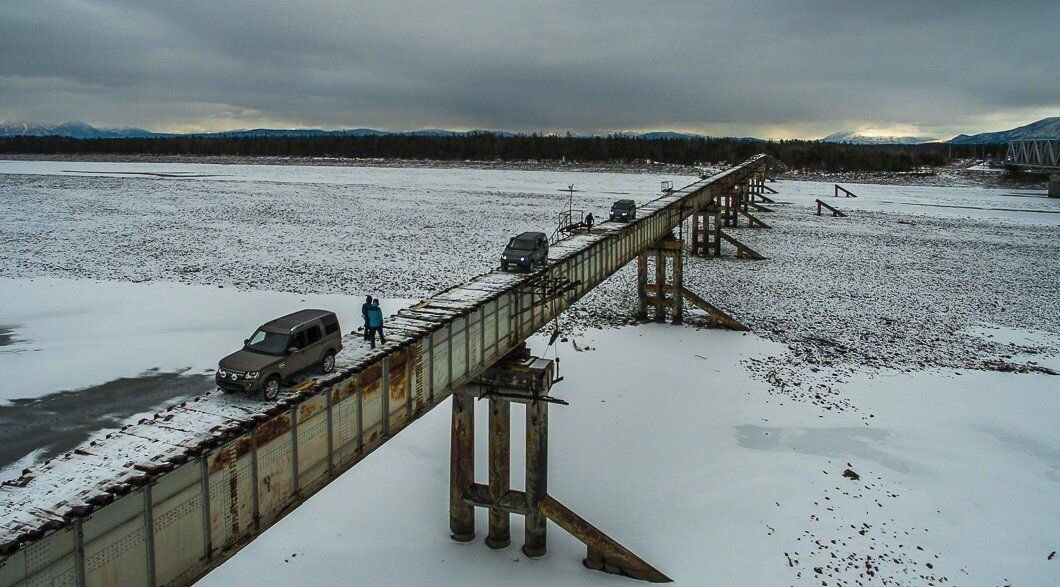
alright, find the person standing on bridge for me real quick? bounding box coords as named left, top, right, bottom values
left=361, top=294, right=373, bottom=340
left=585, top=212, right=594, bottom=230
left=366, top=298, right=386, bottom=348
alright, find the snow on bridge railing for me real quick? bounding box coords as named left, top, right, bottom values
left=0, top=155, right=775, bottom=587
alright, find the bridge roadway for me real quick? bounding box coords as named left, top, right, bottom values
left=0, top=155, right=772, bottom=586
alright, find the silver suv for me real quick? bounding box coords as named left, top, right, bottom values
left=217, top=309, right=343, bottom=400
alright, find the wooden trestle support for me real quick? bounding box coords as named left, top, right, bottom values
left=449, top=348, right=672, bottom=583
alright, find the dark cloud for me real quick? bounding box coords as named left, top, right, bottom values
left=1, top=0, right=1056, bottom=138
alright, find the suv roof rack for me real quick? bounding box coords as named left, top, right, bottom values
left=262, top=309, right=333, bottom=333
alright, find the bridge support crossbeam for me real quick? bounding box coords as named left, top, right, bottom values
left=637, top=233, right=684, bottom=324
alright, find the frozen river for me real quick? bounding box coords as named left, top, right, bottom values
left=0, top=158, right=1057, bottom=585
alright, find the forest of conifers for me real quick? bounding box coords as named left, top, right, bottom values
left=0, top=133, right=1002, bottom=172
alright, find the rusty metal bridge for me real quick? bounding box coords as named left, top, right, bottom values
left=0, top=155, right=778, bottom=586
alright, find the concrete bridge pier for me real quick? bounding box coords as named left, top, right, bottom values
left=1050, top=174, right=1059, bottom=198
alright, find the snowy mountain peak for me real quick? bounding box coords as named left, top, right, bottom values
left=947, top=116, right=1060, bottom=144
left=821, top=131, right=935, bottom=145
left=0, top=120, right=157, bottom=139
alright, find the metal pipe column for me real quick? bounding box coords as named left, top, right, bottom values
left=449, top=393, right=475, bottom=542
left=486, top=397, right=511, bottom=549
left=523, top=399, right=548, bottom=557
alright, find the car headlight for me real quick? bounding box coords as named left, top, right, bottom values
left=502, top=254, right=507, bottom=260
left=520, top=257, right=525, bottom=262
left=245, top=371, right=260, bottom=380
left=217, top=368, right=227, bottom=377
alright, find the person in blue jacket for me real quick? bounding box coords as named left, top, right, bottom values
left=366, top=299, right=386, bottom=348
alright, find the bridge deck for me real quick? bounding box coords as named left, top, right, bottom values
left=0, top=155, right=771, bottom=586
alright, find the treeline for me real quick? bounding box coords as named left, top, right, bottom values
left=0, top=133, right=1003, bottom=172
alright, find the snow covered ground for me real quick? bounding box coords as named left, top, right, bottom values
left=0, top=159, right=695, bottom=297
left=0, top=159, right=1057, bottom=585
left=0, top=277, right=390, bottom=402
left=202, top=326, right=1057, bottom=586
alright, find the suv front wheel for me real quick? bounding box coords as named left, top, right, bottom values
left=261, top=375, right=281, bottom=401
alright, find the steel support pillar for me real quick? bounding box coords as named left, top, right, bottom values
left=653, top=246, right=666, bottom=323
left=449, top=393, right=475, bottom=542
left=486, top=397, right=511, bottom=549
left=636, top=252, right=648, bottom=320
left=523, top=399, right=548, bottom=557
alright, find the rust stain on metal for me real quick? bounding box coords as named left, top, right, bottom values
left=235, top=436, right=254, bottom=458
left=388, top=350, right=408, bottom=403
left=228, top=473, right=240, bottom=537
left=253, top=413, right=292, bottom=447
left=333, top=378, right=357, bottom=402
left=209, top=447, right=237, bottom=474
left=361, top=363, right=383, bottom=402
left=409, top=344, right=423, bottom=406
left=298, top=402, right=320, bottom=422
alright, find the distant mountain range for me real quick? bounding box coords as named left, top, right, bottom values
left=2, top=117, right=1056, bottom=144
left=946, top=117, right=1059, bottom=144
left=822, top=117, right=1059, bottom=145
left=0, top=120, right=158, bottom=139
left=0, top=122, right=521, bottom=140
left=821, top=131, right=936, bottom=145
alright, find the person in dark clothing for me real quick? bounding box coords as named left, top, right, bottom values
left=585, top=212, right=594, bottom=229
left=361, top=295, right=373, bottom=340
left=366, top=299, right=386, bottom=348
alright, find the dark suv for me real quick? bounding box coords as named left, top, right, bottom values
left=501, top=232, right=548, bottom=272
left=610, top=199, right=636, bottom=222
left=217, top=309, right=343, bottom=400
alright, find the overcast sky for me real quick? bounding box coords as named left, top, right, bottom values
left=1, top=1, right=1057, bottom=139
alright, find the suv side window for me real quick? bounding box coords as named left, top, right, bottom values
left=306, top=324, right=323, bottom=345
left=291, top=330, right=307, bottom=350
left=323, top=316, right=339, bottom=335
